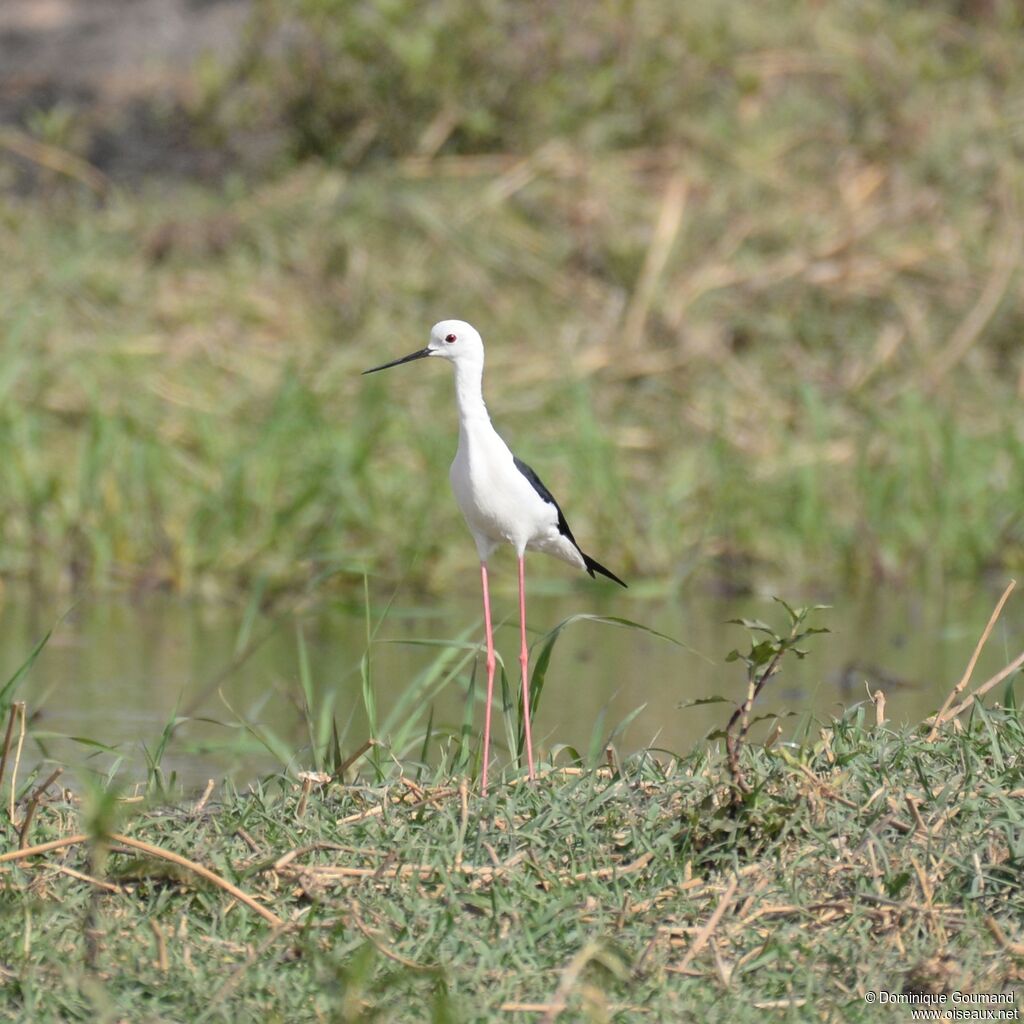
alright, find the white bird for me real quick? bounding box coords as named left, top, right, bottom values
left=363, top=319, right=626, bottom=793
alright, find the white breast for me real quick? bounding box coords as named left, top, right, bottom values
left=449, top=425, right=561, bottom=556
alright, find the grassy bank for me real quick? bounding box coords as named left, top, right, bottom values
left=2, top=1, right=1024, bottom=596
left=3, top=152, right=1023, bottom=598
left=1, top=702, right=1021, bottom=1021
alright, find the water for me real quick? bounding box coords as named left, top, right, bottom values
left=2, top=581, right=1020, bottom=789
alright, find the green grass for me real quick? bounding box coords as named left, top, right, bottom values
left=1, top=703, right=1022, bottom=1021
left=3, top=1, right=1024, bottom=597
left=1, top=589, right=1020, bottom=1020
left=4, top=4, right=1024, bottom=1015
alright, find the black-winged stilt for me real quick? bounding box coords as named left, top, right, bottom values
left=363, top=319, right=626, bottom=793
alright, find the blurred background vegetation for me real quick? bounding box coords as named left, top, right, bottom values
left=2, top=0, right=1024, bottom=600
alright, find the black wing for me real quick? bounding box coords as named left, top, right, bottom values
left=513, top=456, right=627, bottom=588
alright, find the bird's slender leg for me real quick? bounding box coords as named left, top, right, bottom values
left=518, top=554, right=536, bottom=780
left=479, top=561, right=497, bottom=796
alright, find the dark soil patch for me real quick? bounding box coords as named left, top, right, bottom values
left=0, top=0, right=251, bottom=184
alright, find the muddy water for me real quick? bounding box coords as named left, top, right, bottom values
left=1, top=581, right=1019, bottom=788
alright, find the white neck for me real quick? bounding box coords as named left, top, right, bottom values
left=453, top=358, right=490, bottom=428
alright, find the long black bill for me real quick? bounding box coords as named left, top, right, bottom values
left=361, top=347, right=432, bottom=375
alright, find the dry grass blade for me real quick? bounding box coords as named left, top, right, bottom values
left=0, top=834, right=88, bottom=864
left=7, top=702, right=25, bottom=822
left=569, top=851, right=653, bottom=883
left=927, top=217, right=1024, bottom=390
left=0, top=127, right=109, bottom=195
left=928, top=579, right=1015, bottom=739
left=623, top=170, right=689, bottom=349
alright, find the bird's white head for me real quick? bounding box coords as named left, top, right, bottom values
left=362, top=319, right=484, bottom=377
left=426, top=320, right=483, bottom=364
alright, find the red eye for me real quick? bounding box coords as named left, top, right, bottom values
left=445, top=333, right=457, bottom=343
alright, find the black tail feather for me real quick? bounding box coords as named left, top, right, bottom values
left=583, top=553, right=628, bottom=588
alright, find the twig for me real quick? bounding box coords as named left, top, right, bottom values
left=398, top=776, right=427, bottom=801
left=541, top=940, right=605, bottom=1023
left=855, top=892, right=965, bottom=915
left=191, top=779, right=215, bottom=816
left=350, top=906, right=435, bottom=972
left=985, top=916, right=1024, bottom=957
left=934, top=649, right=1024, bottom=727
left=477, top=140, right=565, bottom=210
left=1, top=830, right=282, bottom=925
left=505, top=766, right=613, bottom=786
left=18, top=767, right=64, bottom=849
left=108, top=833, right=284, bottom=927
left=235, top=827, right=262, bottom=854
left=272, top=841, right=351, bottom=872
left=149, top=918, right=170, bottom=972
left=725, top=648, right=786, bottom=794
left=674, top=876, right=739, bottom=972
left=873, top=689, right=886, bottom=727
left=336, top=804, right=385, bottom=826
left=278, top=859, right=508, bottom=880
left=631, top=929, right=665, bottom=979
left=203, top=922, right=296, bottom=1013
left=928, top=580, right=1015, bottom=739
left=371, top=849, right=398, bottom=881
left=46, top=863, right=122, bottom=893
left=296, top=776, right=313, bottom=819
left=905, top=795, right=928, bottom=834
left=794, top=764, right=858, bottom=809
left=467, top=850, right=528, bottom=890
left=710, top=938, right=732, bottom=987
left=338, top=738, right=377, bottom=779
left=335, top=786, right=460, bottom=827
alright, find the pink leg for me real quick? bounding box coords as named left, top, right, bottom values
left=480, top=562, right=497, bottom=795
left=518, top=555, right=536, bottom=780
